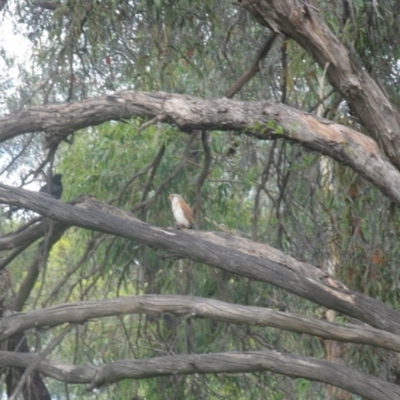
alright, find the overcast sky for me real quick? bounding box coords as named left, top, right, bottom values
left=0, top=9, right=38, bottom=189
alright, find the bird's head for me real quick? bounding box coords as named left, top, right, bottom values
left=168, top=193, right=182, bottom=202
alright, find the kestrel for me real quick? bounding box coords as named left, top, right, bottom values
left=168, top=194, right=197, bottom=230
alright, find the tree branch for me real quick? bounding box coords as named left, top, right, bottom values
left=0, top=350, right=398, bottom=399
left=0, top=218, right=66, bottom=252
left=1, top=190, right=400, bottom=332
left=2, top=295, right=400, bottom=352
left=12, top=222, right=67, bottom=312
left=224, top=32, right=278, bottom=98
left=239, top=0, right=400, bottom=167
left=2, top=92, right=400, bottom=207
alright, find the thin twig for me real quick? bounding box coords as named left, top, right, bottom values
left=224, top=33, right=278, bottom=99
left=194, top=131, right=212, bottom=228
left=131, top=132, right=197, bottom=213
left=9, top=323, right=74, bottom=400
left=137, top=114, right=167, bottom=133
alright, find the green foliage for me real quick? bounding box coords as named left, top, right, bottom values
left=2, top=0, right=400, bottom=398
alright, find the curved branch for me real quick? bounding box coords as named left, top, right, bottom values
left=2, top=92, right=400, bottom=207
left=2, top=295, right=400, bottom=353
left=0, top=350, right=399, bottom=399
left=0, top=218, right=66, bottom=251
left=1, top=190, right=400, bottom=333
left=239, top=0, right=400, bottom=167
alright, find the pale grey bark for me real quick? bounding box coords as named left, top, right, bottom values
left=1, top=190, right=400, bottom=333
left=1, top=92, right=400, bottom=207
left=239, top=0, right=400, bottom=168
left=2, top=294, right=400, bottom=352
left=0, top=350, right=399, bottom=400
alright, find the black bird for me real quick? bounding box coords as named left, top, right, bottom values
left=6, top=174, right=63, bottom=217
left=39, top=174, right=63, bottom=199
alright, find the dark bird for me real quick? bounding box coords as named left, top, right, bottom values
left=6, top=174, right=63, bottom=217
left=39, top=174, right=63, bottom=199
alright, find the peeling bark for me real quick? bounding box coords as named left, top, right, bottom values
left=238, top=0, right=400, bottom=168
left=1, top=92, right=400, bottom=207
left=1, top=190, right=400, bottom=333
left=0, top=350, right=399, bottom=399
left=2, top=295, right=400, bottom=352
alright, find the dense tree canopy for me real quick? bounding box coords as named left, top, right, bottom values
left=1, top=0, right=400, bottom=399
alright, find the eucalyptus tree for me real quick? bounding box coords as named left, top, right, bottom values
left=1, top=1, right=400, bottom=399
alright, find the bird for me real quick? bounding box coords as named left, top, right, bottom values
left=6, top=174, right=63, bottom=217
left=168, top=194, right=197, bottom=230
left=39, top=174, right=63, bottom=199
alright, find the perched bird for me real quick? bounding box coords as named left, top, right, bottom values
left=6, top=174, right=63, bottom=217
left=39, top=174, right=63, bottom=199
left=168, top=194, right=197, bottom=230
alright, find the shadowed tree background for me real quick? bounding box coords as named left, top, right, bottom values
left=1, top=0, right=400, bottom=399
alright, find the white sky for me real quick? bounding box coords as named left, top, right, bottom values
left=0, top=3, right=33, bottom=111
left=0, top=7, right=37, bottom=189
left=0, top=3, right=31, bottom=61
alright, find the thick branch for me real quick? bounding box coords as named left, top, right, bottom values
left=2, top=295, right=400, bottom=353
left=1, top=190, right=400, bottom=333
left=0, top=218, right=66, bottom=251
left=2, top=92, right=400, bottom=206
left=0, top=350, right=398, bottom=399
left=0, top=92, right=160, bottom=142
left=239, top=0, right=400, bottom=167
